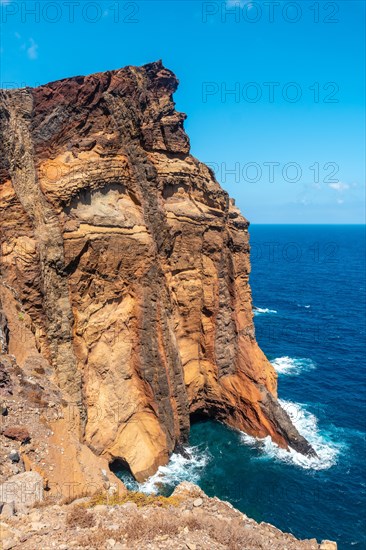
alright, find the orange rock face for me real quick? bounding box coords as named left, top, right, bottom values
left=0, top=61, right=314, bottom=481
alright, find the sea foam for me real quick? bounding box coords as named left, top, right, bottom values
left=254, top=307, right=277, bottom=316
left=240, top=399, right=340, bottom=470
left=122, top=445, right=210, bottom=494
left=270, top=356, right=316, bottom=376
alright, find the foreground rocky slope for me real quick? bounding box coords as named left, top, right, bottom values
left=1, top=482, right=336, bottom=550
left=0, top=60, right=314, bottom=487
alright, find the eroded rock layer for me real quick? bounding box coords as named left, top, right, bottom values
left=0, top=61, right=314, bottom=481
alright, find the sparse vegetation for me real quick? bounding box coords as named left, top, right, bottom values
left=123, top=508, right=182, bottom=540
left=87, top=490, right=182, bottom=508
left=0, top=482, right=328, bottom=549
left=66, top=505, right=95, bottom=529
left=60, top=490, right=94, bottom=506
left=78, top=507, right=258, bottom=549
left=32, top=498, right=54, bottom=509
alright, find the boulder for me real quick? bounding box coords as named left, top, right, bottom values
left=0, top=471, right=43, bottom=507
left=173, top=482, right=205, bottom=498
left=8, top=450, right=20, bottom=463
left=0, top=502, right=15, bottom=517
left=3, top=427, right=30, bottom=443
left=320, top=541, right=337, bottom=550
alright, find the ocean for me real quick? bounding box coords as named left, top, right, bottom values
left=116, top=225, right=366, bottom=550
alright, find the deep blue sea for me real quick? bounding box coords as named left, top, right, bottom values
left=117, top=225, right=366, bottom=550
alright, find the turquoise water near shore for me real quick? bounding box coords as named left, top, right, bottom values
left=116, top=225, right=366, bottom=549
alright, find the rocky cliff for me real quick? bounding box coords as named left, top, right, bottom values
left=0, top=61, right=314, bottom=485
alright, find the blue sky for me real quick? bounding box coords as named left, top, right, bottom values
left=0, top=0, right=365, bottom=223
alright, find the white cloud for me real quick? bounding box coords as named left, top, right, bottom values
left=328, top=182, right=350, bottom=191
left=337, top=198, right=344, bottom=204
left=27, top=38, right=38, bottom=60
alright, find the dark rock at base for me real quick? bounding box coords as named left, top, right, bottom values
left=260, top=389, right=317, bottom=458
left=174, top=444, right=192, bottom=460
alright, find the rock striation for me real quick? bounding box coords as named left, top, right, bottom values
left=0, top=61, right=315, bottom=483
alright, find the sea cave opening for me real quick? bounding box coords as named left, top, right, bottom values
left=109, top=457, right=134, bottom=482
left=189, top=405, right=222, bottom=426
left=189, top=410, right=212, bottom=424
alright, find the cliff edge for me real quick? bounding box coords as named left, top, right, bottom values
left=0, top=482, right=337, bottom=550
left=0, top=61, right=314, bottom=486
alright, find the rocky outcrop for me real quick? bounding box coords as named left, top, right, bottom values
left=0, top=471, right=43, bottom=508
left=0, top=481, right=336, bottom=550
left=0, top=331, right=126, bottom=500
left=0, top=61, right=315, bottom=483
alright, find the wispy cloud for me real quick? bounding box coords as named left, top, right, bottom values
left=328, top=182, right=350, bottom=191
left=27, top=38, right=38, bottom=60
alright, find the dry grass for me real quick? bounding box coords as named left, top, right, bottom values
left=61, top=489, right=93, bottom=506
left=79, top=527, right=125, bottom=547
left=78, top=506, right=257, bottom=548
left=87, top=490, right=181, bottom=509
left=32, top=498, right=54, bottom=509
left=202, top=514, right=256, bottom=550
left=66, top=505, right=95, bottom=529
left=79, top=507, right=184, bottom=547
left=67, top=491, right=259, bottom=549
left=124, top=508, right=181, bottom=541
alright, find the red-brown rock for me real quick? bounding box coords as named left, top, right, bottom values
left=0, top=61, right=315, bottom=481
left=3, top=426, right=30, bottom=443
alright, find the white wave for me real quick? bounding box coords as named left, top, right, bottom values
left=270, top=356, right=316, bottom=376
left=297, top=304, right=311, bottom=309
left=240, top=400, right=340, bottom=471
left=254, top=307, right=277, bottom=316
left=133, top=446, right=210, bottom=494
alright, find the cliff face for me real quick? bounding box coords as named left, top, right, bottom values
left=0, top=61, right=314, bottom=482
